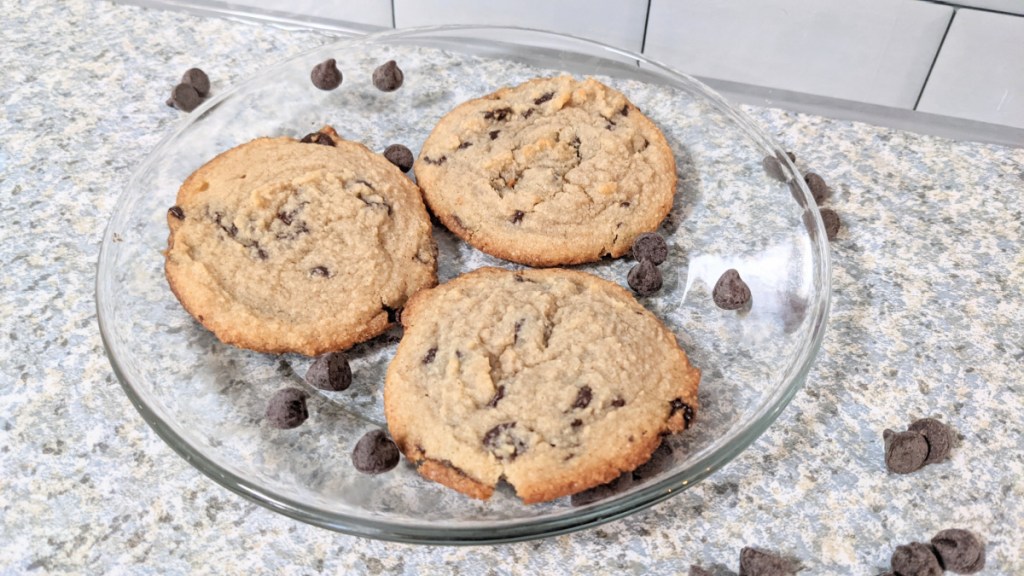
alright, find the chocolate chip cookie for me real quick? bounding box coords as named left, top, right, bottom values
left=383, top=267, right=700, bottom=503
left=414, top=76, right=678, bottom=267
left=164, top=126, right=437, bottom=356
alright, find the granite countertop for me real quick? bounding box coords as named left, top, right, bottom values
left=2, top=1, right=1022, bottom=574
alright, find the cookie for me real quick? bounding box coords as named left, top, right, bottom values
left=164, top=126, right=437, bottom=356
left=384, top=267, right=700, bottom=503
left=414, top=76, right=678, bottom=267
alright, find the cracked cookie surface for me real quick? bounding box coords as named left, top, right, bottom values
left=414, top=76, right=678, bottom=267
left=384, top=267, right=700, bottom=503
left=164, top=127, right=437, bottom=356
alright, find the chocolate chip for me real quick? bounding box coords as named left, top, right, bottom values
left=371, top=60, right=403, bottom=92
left=534, top=92, right=554, bottom=105
left=884, top=429, right=929, bottom=474
left=510, top=210, right=524, bottom=225
left=300, top=132, right=335, bottom=146
left=908, top=418, right=953, bottom=465
left=256, top=247, right=268, bottom=260
left=383, top=144, right=414, bottom=172
left=422, top=347, right=437, bottom=364
left=310, top=58, right=342, bottom=91
left=487, top=386, right=505, bottom=408
left=305, top=351, right=352, bottom=391
left=620, top=104, right=629, bottom=116
left=571, top=419, right=583, bottom=428
left=762, top=155, right=787, bottom=182
left=522, top=108, right=535, bottom=119
left=169, top=83, right=201, bottom=112
left=628, top=260, right=662, bottom=296
left=670, top=399, right=695, bottom=428
left=713, top=269, right=752, bottom=310
left=632, top=232, right=668, bottom=265
left=819, top=207, right=841, bottom=241
left=352, top=429, right=400, bottom=474
left=572, top=386, right=592, bottom=409
left=632, top=441, right=674, bottom=481
left=570, top=472, right=633, bottom=506
left=786, top=151, right=796, bottom=163
left=891, top=542, right=942, bottom=576
left=611, top=397, right=626, bottom=408
left=482, top=422, right=525, bottom=460
left=458, top=141, right=472, bottom=150
left=423, top=155, right=446, bottom=166
left=804, top=172, right=829, bottom=204
left=483, top=107, right=513, bottom=121
left=931, top=529, right=985, bottom=573
left=620, top=201, right=631, bottom=208
left=265, top=388, right=309, bottom=429
left=489, top=130, right=500, bottom=140
left=168, top=206, right=185, bottom=220
left=180, top=67, right=210, bottom=96
left=739, top=547, right=795, bottom=576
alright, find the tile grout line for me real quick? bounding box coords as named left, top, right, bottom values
left=913, top=9, right=957, bottom=110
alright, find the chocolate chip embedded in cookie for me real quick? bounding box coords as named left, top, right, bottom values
left=384, top=267, right=700, bottom=504
left=164, top=126, right=437, bottom=355
left=414, top=76, right=678, bottom=267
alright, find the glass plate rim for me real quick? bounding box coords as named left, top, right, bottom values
left=95, top=23, right=832, bottom=544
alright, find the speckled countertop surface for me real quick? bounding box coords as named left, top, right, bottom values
left=2, top=1, right=1023, bottom=574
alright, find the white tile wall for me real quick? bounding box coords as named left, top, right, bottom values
left=643, top=0, right=953, bottom=109
left=392, top=0, right=649, bottom=53
left=916, top=9, right=1024, bottom=129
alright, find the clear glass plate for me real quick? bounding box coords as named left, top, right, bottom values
left=96, top=26, right=830, bottom=544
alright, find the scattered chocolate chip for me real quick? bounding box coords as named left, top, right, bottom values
left=352, top=429, right=400, bottom=474
left=786, top=151, right=796, bottom=163
left=534, top=92, right=554, bottom=105
left=571, top=419, right=583, bottom=428
left=180, top=67, right=210, bottom=97
left=300, top=132, right=335, bottom=146
left=884, top=429, right=929, bottom=474
left=611, top=397, right=626, bottom=408
left=572, top=386, right=592, bottom=409
left=713, top=269, right=752, bottom=310
left=620, top=201, right=631, bottom=208
left=169, top=83, right=201, bottom=112
left=255, top=247, right=268, bottom=260
left=489, top=130, right=500, bottom=140
left=522, top=108, right=535, bottom=119
left=310, top=58, right=342, bottom=91
left=482, top=422, right=525, bottom=460
left=931, top=529, right=985, bottom=573
left=487, top=386, right=505, bottom=408
left=422, top=347, right=437, bottom=364
left=632, top=232, right=668, bottom=265
left=265, top=388, right=309, bottom=429
left=458, top=141, right=472, bottom=150
left=908, top=418, right=953, bottom=465
left=804, top=173, right=829, bottom=203
left=891, top=542, right=942, bottom=576
left=308, top=266, right=329, bottom=278
left=739, top=547, right=795, bottom=576
left=570, top=472, right=634, bottom=506
left=628, top=260, right=662, bottom=296
left=168, top=206, right=185, bottom=220
left=510, top=210, right=524, bottom=225
left=620, top=104, right=630, bottom=116
left=632, top=441, right=674, bottom=481
left=423, top=155, right=447, bottom=166
left=819, top=207, right=841, bottom=241
left=305, top=351, right=352, bottom=392
left=371, top=60, right=403, bottom=92
left=762, top=155, right=787, bottom=182
left=383, top=144, right=414, bottom=172
left=483, top=107, right=513, bottom=121
left=669, top=399, right=695, bottom=428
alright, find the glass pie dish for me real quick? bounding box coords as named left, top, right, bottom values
left=96, top=26, right=831, bottom=544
